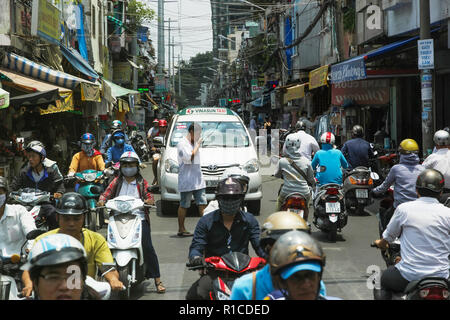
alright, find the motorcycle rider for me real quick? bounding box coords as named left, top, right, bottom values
left=105, top=130, right=139, bottom=165
left=230, top=211, right=329, bottom=300
left=373, top=169, right=450, bottom=299
left=146, top=118, right=159, bottom=142
left=148, top=119, right=168, bottom=186
left=97, top=151, right=165, bottom=293
left=422, top=130, right=450, bottom=202
left=21, top=192, right=124, bottom=297
left=372, top=138, right=425, bottom=229
left=282, top=121, right=319, bottom=161
left=311, top=132, right=349, bottom=186
left=0, top=176, right=36, bottom=257
left=11, top=144, right=64, bottom=230
left=23, top=141, right=63, bottom=181
left=341, top=125, right=375, bottom=169
left=68, top=133, right=105, bottom=178
left=265, top=230, right=339, bottom=300
left=275, top=134, right=315, bottom=218
left=100, top=120, right=130, bottom=154
left=21, top=233, right=96, bottom=300
left=186, top=177, right=265, bottom=300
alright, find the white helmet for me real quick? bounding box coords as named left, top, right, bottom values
left=21, top=233, right=87, bottom=272
left=284, top=133, right=301, bottom=158
left=119, top=151, right=140, bottom=164
left=320, top=132, right=335, bottom=145
left=433, top=130, right=450, bottom=146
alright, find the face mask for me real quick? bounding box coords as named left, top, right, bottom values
left=0, top=194, right=6, bottom=207
left=218, top=198, right=242, bottom=215
left=115, top=138, right=125, bottom=146
left=121, top=167, right=138, bottom=177
left=81, top=143, right=94, bottom=157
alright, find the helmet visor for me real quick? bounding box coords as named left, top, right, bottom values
left=280, top=261, right=322, bottom=280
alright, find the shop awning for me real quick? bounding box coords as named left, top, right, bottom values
left=283, top=83, right=308, bottom=104
left=102, top=79, right=139, bottom=103
left=60, top=45, right=99, bottom=80
left=330, top=28, right=439, bottom=83
left=0, top=87, right=9, bottom=109
left=2, top=52, right=98, bottom=90
left=9, top=89, right=60, bottom=108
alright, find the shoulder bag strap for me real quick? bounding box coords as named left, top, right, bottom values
left=252, top=271, right=257, bottom=300
left=287, top=158, right=311, bottom=186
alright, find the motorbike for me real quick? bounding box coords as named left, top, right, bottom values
left=343, top=167, right=379, bottom=215
left=370, top=244, right=449, bottom=300
left=375, top=150, right=398, bottom=181
left=313, top=184, right=347, bottom=242
left=65, top=169, right=105, bottom=231
left=280, top=192, right=310, bottom=222
left=9, top=188, right=54, bottom=231
left=130, top=131, right=150, bottom=162
left=104, top=161, right=120, bottom=185
left=187, top=252, right=266, bottom=300
left=99, top=195, right=154, bottom=300
left=0, top=229, right=45, bottom=300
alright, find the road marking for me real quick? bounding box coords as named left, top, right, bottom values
left=322, top=247, right=343, bottom=251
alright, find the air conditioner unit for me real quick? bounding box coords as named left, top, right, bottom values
left=382, top=0, right=411, bottom=11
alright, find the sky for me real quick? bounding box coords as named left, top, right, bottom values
left=143, top=0, right=213, bottom=67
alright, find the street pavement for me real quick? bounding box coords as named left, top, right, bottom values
left=100, top=163, right=385, bottom=300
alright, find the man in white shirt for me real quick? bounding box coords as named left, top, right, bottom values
left=0, top=176, right=36, bottom=257
left=282, top=121, right=320, bottom=162
left=177, top=122, right=206, bottom=237
left=423, top=130, right=450, bottom=201
left=299, top=111, right=317, bottom=136
left=374, top=169, right=450, bottom=299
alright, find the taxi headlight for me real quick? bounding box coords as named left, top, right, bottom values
left=243, top=159, right=259, bottom=173
left=165, top=159, right=179, bottom=173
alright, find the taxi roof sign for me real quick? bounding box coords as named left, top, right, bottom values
left=178, top=107, right=235, bottom=116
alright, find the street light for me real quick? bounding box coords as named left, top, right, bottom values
left=213, top=57, right=228, bottom=64
left=239, top=0, right=265, bottom=11
left=218, top=34, right=236, bottom=43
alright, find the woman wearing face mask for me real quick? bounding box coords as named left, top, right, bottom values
left=97, top=152, right=165, bottom=294
left=68, top=133, right=105, bottom=177
left=186, top=177, right=265, bottom=300
left=105, top=130, right=138, bottom=165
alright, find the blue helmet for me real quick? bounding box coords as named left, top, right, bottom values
left=81, top=133, right=95, bottom=145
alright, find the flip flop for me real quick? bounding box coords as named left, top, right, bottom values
left=177, top=231, right=193, bottom=237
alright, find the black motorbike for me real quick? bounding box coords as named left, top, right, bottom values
left=343, top=167, right=378, bottom=215
left=313, top=184, right=347, bottom=242
left=130, top=131, right=150, bottom=162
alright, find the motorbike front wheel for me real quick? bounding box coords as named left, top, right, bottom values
left=118, top=266, right=131, bottom=300
left=87, top=209, right=97, bottom=232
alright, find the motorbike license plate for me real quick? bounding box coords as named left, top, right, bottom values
left=287, top=208, right=304, bottom=218
left=325, top=202, right=341, bottom=213
left=329, top=214, right=338, bottom=222
left=356, top=189, right=368, bottom=199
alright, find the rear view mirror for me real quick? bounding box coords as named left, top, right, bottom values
left=153, top=136, right=165, bottom=146
left=26, top=229, right=46, bottom=240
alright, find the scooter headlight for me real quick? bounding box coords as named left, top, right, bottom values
left=115, top=200, right=132, bottom=213
left=83, top=172, right=97, bottom=182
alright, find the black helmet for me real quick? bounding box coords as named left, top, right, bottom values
left=295, top=121, right=306, bottom=131
left=416, top=169, right=445, bottom=194
left=352, top=125, right=364, bottom=138
left=215, top=177, right=245, bottom=198
left=55, top=192, right=88, bottom=215
left=0, top=176, right=8, bottom=194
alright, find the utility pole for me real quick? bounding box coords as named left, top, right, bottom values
left=178, top=54, right=181, bottom=96
left=172, top=36, right=175, bottom=90
left=419, top=0, right=433, bottom=156
left=157, top=0, right=165, bottom=75
left=168, top=18, right=171, bottom=90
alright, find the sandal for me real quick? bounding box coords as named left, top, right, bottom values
left=155, top=281, right=166, bottom=294
left=177, top=231, right=193, bottom=237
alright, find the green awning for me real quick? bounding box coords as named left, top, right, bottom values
left=102, top=79, right=139, bottom=103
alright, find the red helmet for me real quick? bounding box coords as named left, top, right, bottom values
left=153, top=119, right=159, bottom=123
left=158, top=119, right=168, bottom=127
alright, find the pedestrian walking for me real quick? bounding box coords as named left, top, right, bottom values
left=176, top=122, right=207, bottom=237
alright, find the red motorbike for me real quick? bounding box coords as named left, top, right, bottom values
left=187, top=252, right=266, bottom=300
left=376, top=152, right=398, bottom=181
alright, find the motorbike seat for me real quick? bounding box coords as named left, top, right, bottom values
left=404, top=277, right=449, bottom=294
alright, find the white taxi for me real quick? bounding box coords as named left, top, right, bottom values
left=156, top=107, right=262, bottom=215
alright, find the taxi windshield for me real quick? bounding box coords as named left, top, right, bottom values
left=169, top=121, right=249, bottom=148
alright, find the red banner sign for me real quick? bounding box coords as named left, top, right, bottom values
left=331, top=79, right=390, bottom=106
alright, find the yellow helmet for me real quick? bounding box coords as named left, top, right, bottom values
left=398, top=139, right=419, bottom=154
left=260, top=211, right=310, bottom=253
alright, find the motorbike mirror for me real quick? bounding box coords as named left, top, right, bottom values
left=153, top=136, right=165, bottom=146
left=370, top=172, right=380, bottom=180
left=147, top=185, right=159, bottom=193
left=26, top=229, right=46, bottom=240
left=105, top=161, right=112, bottom=168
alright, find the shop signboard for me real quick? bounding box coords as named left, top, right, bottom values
left=331, top=79, right=389, bottom=106
left=31, top=0, right=61, bottom=45
left=330, top=58, right=367, bottom=83
left=418, top=39, right=434, bottom=70
left=309, top=65, right=329, bottom=90
left=251, top=79, right=263, bottom=98
left=0, top=88, right=10, bottom=109
left=40, top=92, right=74, bottom=115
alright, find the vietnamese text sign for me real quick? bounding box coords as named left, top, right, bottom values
left=418, top=39, right=434, bottom=70
left=309, top=65, right=328, bottom=90
left=330, top=57, right=367, bottom=83
left=31, top=0, right=61, bottom=45
left=331, top=79, right=389, bottom=106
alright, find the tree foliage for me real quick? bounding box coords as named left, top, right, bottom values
left=127, top=0, right=156, bottom=31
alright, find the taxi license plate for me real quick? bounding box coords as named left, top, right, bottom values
left=325, top=202, right=341, bottom=213
left=356, top=189, right=368, bottom=199
left=206, top=179, right=219, bottom=188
